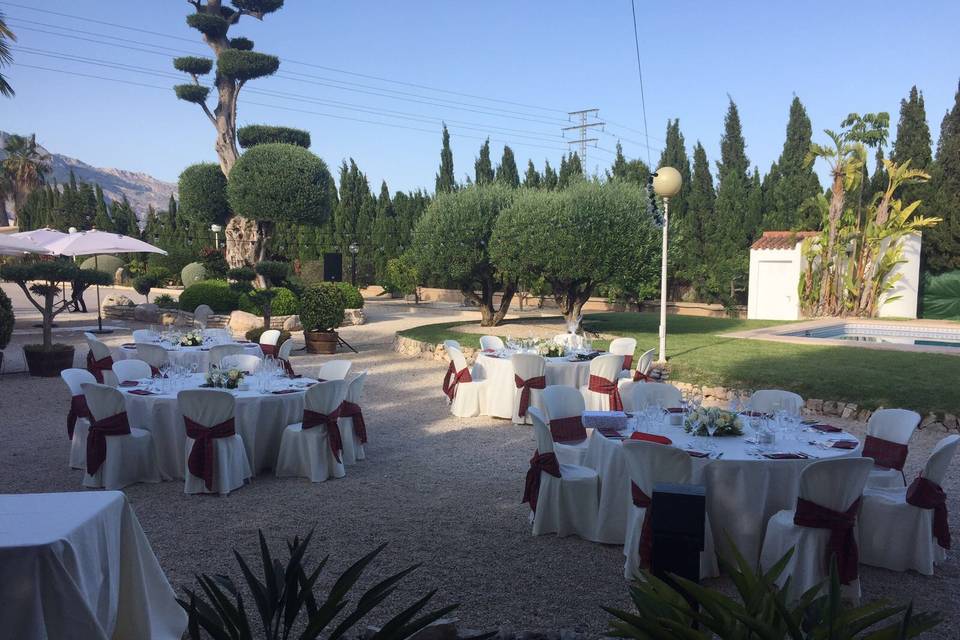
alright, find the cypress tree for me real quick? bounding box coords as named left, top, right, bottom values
left=610, top=142, right=628, bottom=179
left=869, top=147, right=887, bottom=199
left=496, top=145, right=520, bottom=187
left=657, top=120, right=692, bottom=231
left=764, top=96, right=821, bottom=230
left=558, top=153, right=583, bottom=187
left=92, top=184, right=113, bottom=231
left=925, top=81, right=960, bottom=272
left=609, top=142, right=652, bottom=187
left=435, top=124, right=455, bottom=194
left=475, top=139, right=494, bottom=185
left=892, top=85, right=933, bottom=218
left=372, top=180, right=397, bottom=282
left=679, top=141, right=715, bottom=294
left=523, top=160, right=541, bottom=188
left=543, top=160, right=558, bottom=190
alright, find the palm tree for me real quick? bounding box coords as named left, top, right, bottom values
left=0, top=11, right=15, bottom=98
left=3, top=134, right=50, bottom=217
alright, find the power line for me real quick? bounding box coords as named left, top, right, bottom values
left=629, top=0, right=652, bottom=166
left=562, top=109, right=605, bottom=167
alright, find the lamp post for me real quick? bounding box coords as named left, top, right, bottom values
left=348, top=241, right=359, bottom=286
left=210, top=223, right=223, bottom=251
left=652, top=166, right=683, bottom=364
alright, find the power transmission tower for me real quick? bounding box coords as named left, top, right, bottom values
left=562, top=108, right=605, bottom=167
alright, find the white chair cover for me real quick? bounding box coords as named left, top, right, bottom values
left=446, top=345, right=484, bottom=418
left=864, top=408, right=921, bottom=489
left=635, top=348, right=656, bottom=379
left=193, top=304, right=214, bottom=327
left=84, top=332, right=118, bottom=387
left=259, top=329, right=282, bottom=348
left=860, top=435, right=960, bottom=575
left=609, top=337, right=637, bottom=379
left=581, top=354, right=625, bottom=411
left=203, top=328, right=232, bottom=343
left=178, top=389, right=251, bottom=495
left=759, top=457, right=873, bottom=602
left=318, top=360, right=352, bottom=381
left=80, top=383, right=161, bottom=490
left=219, top=354, right=262, bottom=373
left=276, top=380, right=348, bottom=482
left=528, top=409, right=600, bottom=540
left=510, top=353, right=547, bottom=425
left=479, top=335, right=505, bottom=351
left=620, top=440, right=719, bottom=579
left=112, top=359, right=152, bottom=383
left=443, top=339, right=461, bottom=353
left=749, top=389, right=804, bottom=416
left=135, top=344, right=170, bottom=371
left=61, top=368, right=96, bottom=469
left=630, top=382, right=682, bottom=409
left=542, top=386, right=589, bottom=466
left=553, top=333, right=584, bottom=349
left=277, top=339, right=294, bottom=361
left=208, top=344, right=245, bottom=367
left=131, top=329, right=157, bottom=343
left=338, top=372, right=368, bottom=465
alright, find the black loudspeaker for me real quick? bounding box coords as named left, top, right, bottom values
left=650, top=482, right=706, bottom=585
left=323, top=252, right=343, bottom=282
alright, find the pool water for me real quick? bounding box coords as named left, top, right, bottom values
left=788, top=323, right=960, bottom=348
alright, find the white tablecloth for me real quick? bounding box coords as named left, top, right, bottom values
left=115, top=342, right=263, bottom=372
left=0, top=491, right=186, bottom=640
left=122, top=374, right=317, bottom=477
left=472, top=353, right=592, bottom=418
left=583, top=417, right=862, bottom=564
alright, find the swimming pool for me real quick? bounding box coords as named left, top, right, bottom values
left=786, top=323, right=960, bottom=348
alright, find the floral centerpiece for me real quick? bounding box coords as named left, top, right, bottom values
left=206, top=368, right=245, bottom=389
left=179, top=329, right=204, bottom=347
left=684, top=407, right=744, bottom=437
left=537, top=340, right=565, bottom=358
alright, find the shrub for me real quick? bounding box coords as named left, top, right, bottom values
left=245, top=327, right=291, bottom=345
left=178, top=280, right=240, bottom=314
left=299, top=259, right=325, bottom=286
left=300, top=282, right=344, bottom=332
left=255, top=260, right=289, bottom=286
left=149, top=246, right=198, bottom=285
left=133, top=275, right=156, bottom=302
left=79, top=254, right=125, bottom=278
left=237, top=124, right=311, bottom=149
left=239, top=287, right=299, bottom=316
left=178, top=163, right=230, bottom=226
left=200, top=247, right=228, bottom=279
left=180, top=262, right=207, bottom=287
left=0, top=288, right=13, bottom=350
left=154, top=293, right=178, bottom=309
left=335, top=281, right=364, bottom=309
left=384, top=255, right=419, bottom=296
left=146, top=266, right=174, bottom=286
left=227, top=266, right=256, bottom=294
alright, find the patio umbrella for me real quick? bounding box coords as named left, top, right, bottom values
left=43, top=230, right=167, bottom=334
left=0, top=233, right=54, bottom=256
left=10, top=227, right=68, bottom=247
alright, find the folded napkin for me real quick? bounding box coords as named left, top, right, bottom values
left=271, top=389, right=299, bottom=395
left=810, top=423, right=842, bottom=433
left=118, top=381, right=139, bottom=388
left=127, top=389, right=156, bottom=396
left=199, top=383, right=214, bottom=388
left=596, top=426, right=625, bottom=439
left=121, top=342, right=137, bottom=348
left=831, top=440, right=858, bottom=450
left=200, top=347, right=210, bottom=351
left=666, top=407, right=685, bottom=414
left=482, top=348, right=497, bottom=353
left=741, top=410, right=771, bottom=418
left=763, top=452, right=809, bottom=459
left=630, top=432, right=672, bottom=445
left=686, top=450, right=710, bottom=458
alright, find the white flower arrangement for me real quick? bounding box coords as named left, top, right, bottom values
left=684, top=407, right=744, bottom=437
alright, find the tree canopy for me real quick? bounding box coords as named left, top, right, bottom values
left=178, top=162, right=231, bottom=226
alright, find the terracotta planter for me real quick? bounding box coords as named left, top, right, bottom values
left=304, top=330, right=338, bottom=354
left=24, top=345, right=75, bottom=377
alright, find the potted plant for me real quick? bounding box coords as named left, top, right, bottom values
left=0, top=260, right=111, bottom=376
left=300, top=282, right=345, bottom=354
left=0, top=288, right=14, bottom=372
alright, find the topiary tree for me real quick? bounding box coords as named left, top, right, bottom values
left=300, top=282, right=345, bottom=333
left=80, top=254, right=125, bottom=279
left=237, top=125, right=310, bottom=149
left=410, top=184, right=517, bottom=326
left=181, top=262, right=208, bottom=287
left=133, top=275, right=157, bottom=303
left=0, top=287, right=13, bottom=352
left=178, top=163, right=230, bottom=226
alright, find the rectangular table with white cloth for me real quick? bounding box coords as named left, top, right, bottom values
left=0, top=491, right=186, bottom=640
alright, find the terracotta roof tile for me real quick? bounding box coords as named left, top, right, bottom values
left=751, top=231, right=819, bottom=250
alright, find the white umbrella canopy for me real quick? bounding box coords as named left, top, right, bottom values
left=10, top=227, right=68, bottom=248
left=43, top=230, right=167, bottom=256
left=0, top=233, right=54, bottom=256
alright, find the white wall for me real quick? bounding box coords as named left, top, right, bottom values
left=878, top=232, right=922, bottom=318
left=747, top=247, right=803, bottom=320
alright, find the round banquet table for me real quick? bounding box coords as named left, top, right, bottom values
left=121, top=373, right=318, bottom=478
left=115, top=341, right=264, bottom=371
left=581, top=415, right=862, bottom=566
left=472, top=352, right=593, bottom=418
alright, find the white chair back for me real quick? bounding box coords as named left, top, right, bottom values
left=209, top=344, right=245, bottom=367
left=609, top=337, right=637, bottom=361
left=511, top=353, right=545, bottom=381
left=621, top=439, right=692, bottom=496
left=132, top=329, right=157, bottom=343
left=589, top=353, right=623, bottom=382
left=542, top=385, right=585, bottom=421
left=529, top=408, right=555, bottom=455
left=636, top=348, right=656, bottom=376
left=318, top=360, right=352, bottom=381
left=479, top=335, right=505, bottom=351
left=923, top=435, right=960, bottom=485
left=554, top=333, right=583, bottom=349
left=112, top=359, right=152, bottom=383
left=81, top=382, right=125, bottom=421
left=798, top=458, right=873, bottom=513
left=203, top=328, right=232, bottom=343
left=631, top=382, right=682, bottom=409
left=443, top=339, right=461, bottom=353
left=346, top=371, right=368, bottom=404
left=178, top=389, right=235, bottom=427
left=135, top=343, right=170, bottom=370
left=259, top=329, right=281, bottom=347
left=220, top=354, right=262, bottom=373
left=867, top=409, right=921, bottom=445
left=749, top=389, right=804, bottom=416
left=446, top=346, right=470, bottom=375
left=61, top=368, right=96, bottom=395
left=304, top=379, right=348, bottom=415
left=194, top=304, right=214, bottom=325
left=277, top=339, right=294, bottom=361
left=84, top=332, right=112, bottom=361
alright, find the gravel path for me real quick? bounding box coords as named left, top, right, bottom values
left=0, top=297, right=958, bottom=637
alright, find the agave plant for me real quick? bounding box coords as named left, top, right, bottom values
left=603, top=542, right=941, bottom=639
left=178, top=530, right=474, bottom=640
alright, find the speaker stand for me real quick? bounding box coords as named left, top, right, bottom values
left=337, top=335, right=358, bottom=354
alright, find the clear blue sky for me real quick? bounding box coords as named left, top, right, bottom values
left=2, top=0, right=959, bottom=193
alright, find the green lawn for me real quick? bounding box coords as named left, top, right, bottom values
left=399, top=313, right=960, bottom=415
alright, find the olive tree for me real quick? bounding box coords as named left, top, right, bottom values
left=490, top=180, right=656, bottom=325
left=411, top=184, right=517, bottom=326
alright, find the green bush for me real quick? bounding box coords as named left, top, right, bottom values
left=200, top=247, right=229, bottom=279
left=245, top=327, right=291, bottom=345
left=180, top=262, right=207, bottom=287
left=146, top=266, right=174, bottom=286
left=154, top=293, right=178, bottom=309
left=384, top=255, right=419, bottom=296
left=335, top=281, right=364, bottom=309
left=178, top=280, right=240, bottom=314
left=178, top=163, right=230, bottom=226
left=238, top=125, right=311, bottom=149
left=149, top=246, right=198, bottom=285
left=238, top=287, right=300, bottom=316
left=255, top=260, right=289, bottom=286
left=300, top=282, right=344, bottom=332
left=921, top=270, right=960, bottom=319
left=80, top=254, right=125, bottom=278
left=0, top=288, right=13, bottom=350
left=133, top=275, right=156, bottom=301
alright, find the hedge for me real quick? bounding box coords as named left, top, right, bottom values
left=238, top=286, right=300, bottom=316
left=178, top=280, right=240, bottom=314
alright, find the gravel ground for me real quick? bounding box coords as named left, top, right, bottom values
left=0, top=296, right=958, bottom=637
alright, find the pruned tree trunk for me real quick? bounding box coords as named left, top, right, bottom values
left=224, top=216, right=260, bottom=268
left=553, top=280, right=594, bottom=327
left=462, top=278, right=516, bottom=327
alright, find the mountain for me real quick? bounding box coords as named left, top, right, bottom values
left=0, top=131, right=178, bottom=225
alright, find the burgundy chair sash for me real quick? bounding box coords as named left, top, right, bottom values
left=260, top=343, right=278, bottom=357
left=907, top=476, right=950, bottom=549
left=184, top=416, right=236, bottom=491
left=86, top=411, right=131, bottom=476
left=441, top=361, right=456, bottom=397
left=633, top=370, right=654, bottom=382
left=793, top=497, right=862, bottom=584
left=514, top=374, right=546, bottom=417
left=86, top=351, right=114, bottom=384
left=67, top=394, right=92, bottom=440
left=549, top=416, right=587, bottom=443
left=622, top=354, right=633, bottom=371
left=340, top=401, right=367, bottom=444
left=631, top=483, right=653, bottom=569
left=149, top=365, right=161, bottom=378
left=522, top=450, right=561, bottom=513
left=862, top=435, right=908, bottom=472
left=280, top=358, right=295, bottom=376
left=302, top=408, right=343, bottom=463
left=444, top=367, right=472, bottom=401
left=588, top=374, right=623, bottom=411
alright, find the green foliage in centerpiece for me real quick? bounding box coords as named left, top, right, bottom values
left=179, top=329, right=204, bottom=347
left=206, top=367, right=244, bottom=389
left=537, top=340, right=565, bottom=358
left=684, top=407, right=743, bottom=437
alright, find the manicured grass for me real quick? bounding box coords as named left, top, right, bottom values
left=399, top=313, right=960, bottom=415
